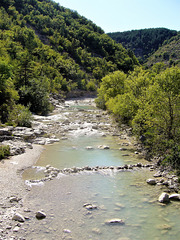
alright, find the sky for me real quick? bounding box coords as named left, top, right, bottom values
left=55, top=0, right=180, bottom=33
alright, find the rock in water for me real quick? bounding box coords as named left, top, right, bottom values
left=12, top=213, right=25, bottom=222
left=83, top=203, right=98, bottom=210
left=36, top=211, right=46, bottom=219
left=146, top=179, right=157, bottom=185
left=158, top=192, right=170, bottom=203
left=105, top=218, right=125, bottom=225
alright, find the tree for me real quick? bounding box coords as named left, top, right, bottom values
left=96, top=71, right=126, bottom=109
left=0, top=60, right=19, bottom=122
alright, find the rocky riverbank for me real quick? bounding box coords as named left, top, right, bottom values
left=0, top=97, right=179, bottom=239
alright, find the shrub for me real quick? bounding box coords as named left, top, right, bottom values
left=163, top=144, right=180, bottom=170
left=7, top=104, right=32, bottom=127
left=0, top=145, right=10, bottom=160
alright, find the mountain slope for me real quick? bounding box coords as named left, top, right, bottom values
left=1, top=0, right=138, bottom=84
left=108, top=28, right=177, bottom=63
left=145, top=33, right=180, bottom=67
left=0, top=0, right=138, bottom=123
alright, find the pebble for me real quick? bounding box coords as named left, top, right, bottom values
left=13, top=226, right=20, bottom=232
left=36, top=211, right=46, bottom=220
left=146, top=179, right=157, bottom=185
left=105, top=218, right=125, bottom=225
left=12, top=213, right=25, bottom=222
left=63, top=229, right=71, bottom=233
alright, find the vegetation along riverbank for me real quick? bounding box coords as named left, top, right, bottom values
left=0, top=0, right=180, bottom=239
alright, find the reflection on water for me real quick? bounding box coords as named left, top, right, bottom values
left=21, top=105, right=180, bottom=240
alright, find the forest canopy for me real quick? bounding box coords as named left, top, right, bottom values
left=108, top=28, right=178, bottom=63
left=0, top=0, right=138, bottom=125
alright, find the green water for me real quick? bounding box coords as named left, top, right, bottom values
left=21, top=103, right=180, bottom=240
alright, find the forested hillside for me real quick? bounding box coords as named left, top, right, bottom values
left=0, top=0, right=138, bottom=125
left=146, top=33, right=180, bottom=68
left=108, top=28, right=177, bottom=63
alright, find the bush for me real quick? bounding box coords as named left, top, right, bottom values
left=163, top=144, right=180, bottom=170
left=86, top=80, right=96, bottom=91
left=7, top=104, right=32, bottom=127
left=0, top=145, right=10, bottom=160
left=19, top=78, right=52, bottom=115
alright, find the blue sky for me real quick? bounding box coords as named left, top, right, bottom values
left=55, top=0, right=180, bottom=33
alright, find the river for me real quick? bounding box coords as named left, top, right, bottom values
left=21, top=99, right=180, bottom=240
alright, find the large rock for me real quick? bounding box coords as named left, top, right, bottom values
left=158, top=192, right=170, bottom=203
left=105, top=218, right=125, bottom=225
left=12, top=213, right=25, bottom=222
left=0, top=127, right=13, bottom=136
left=33, top=137, right=59, bottom=145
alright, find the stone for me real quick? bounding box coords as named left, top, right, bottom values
left=9, top=196, right=20, bottom=202
left=92, top=228, right=102, bottom=235
left=119, top=148, right=127, bottom=151
left=46, top=138, right=60, bottom=144
left=63, top=229, right=71, bottom=233
left=0, top=127, right=13, bottom=136
left=158, top=192, right=170, bottom=203
left=115, top=203, right=125, bottom=208
left=169, top=194, right=180, bottom=201
left=61, top=137, right=68, bottom=140
left=33, top=138, right=46, bottom=145
left=62, top=119, right=70, bottom=125
left=13, top=226, right=20, bottom=232
left=98, top=145, right=110, bottom=150
left=136, top=163, right=142, bottom=167
left=146, top=179, right=157, bottom=185
left=153, top=172, right=162, bottom=177
left=83, top=203, right=98, bottom=210
left=36, top=211, right=46, bottom=219
left=156, top=224, right=172, bottom=230
left=105, top=218, right=125, bottom=225
left=85, top=146, right=94, bottom=150
left=12, top=213, right=25, bottom=222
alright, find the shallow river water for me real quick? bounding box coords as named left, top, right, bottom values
left=22, top=101, right=180, bottom=240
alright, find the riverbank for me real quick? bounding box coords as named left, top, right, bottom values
left=0, top=144, right=43, bottom=239
left=0, top=97, right=179, bottom=239
left=0, top=97, right=136, bottom=239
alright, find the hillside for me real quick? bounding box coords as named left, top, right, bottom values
left=145, top=33, right=180, bottom=67
left=0, top=0, right=138, bottom=124
left=108, top=28, right=177, bottom=63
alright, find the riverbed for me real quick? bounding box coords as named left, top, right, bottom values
left=18, top=99, right=180, bottom=239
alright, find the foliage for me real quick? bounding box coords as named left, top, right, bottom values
left=96, top=65, right=180, bottom=169
left=163, top=144, right=180, bottom=170
left=95, top=71, right=126, bottom=109
left=108, top=28, right=177, bottom=63
left=0, top=145, right=10, bottom=160
left=146, top=33, right=180, bottom=68
left=7, top=104, right=32, bottom=127
left=0, top=0, right=138, bottom=125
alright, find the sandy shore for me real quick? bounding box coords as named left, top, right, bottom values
left=0, top=145, right=44, bottom=199
left=0, top=145, right=44, bottom=239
